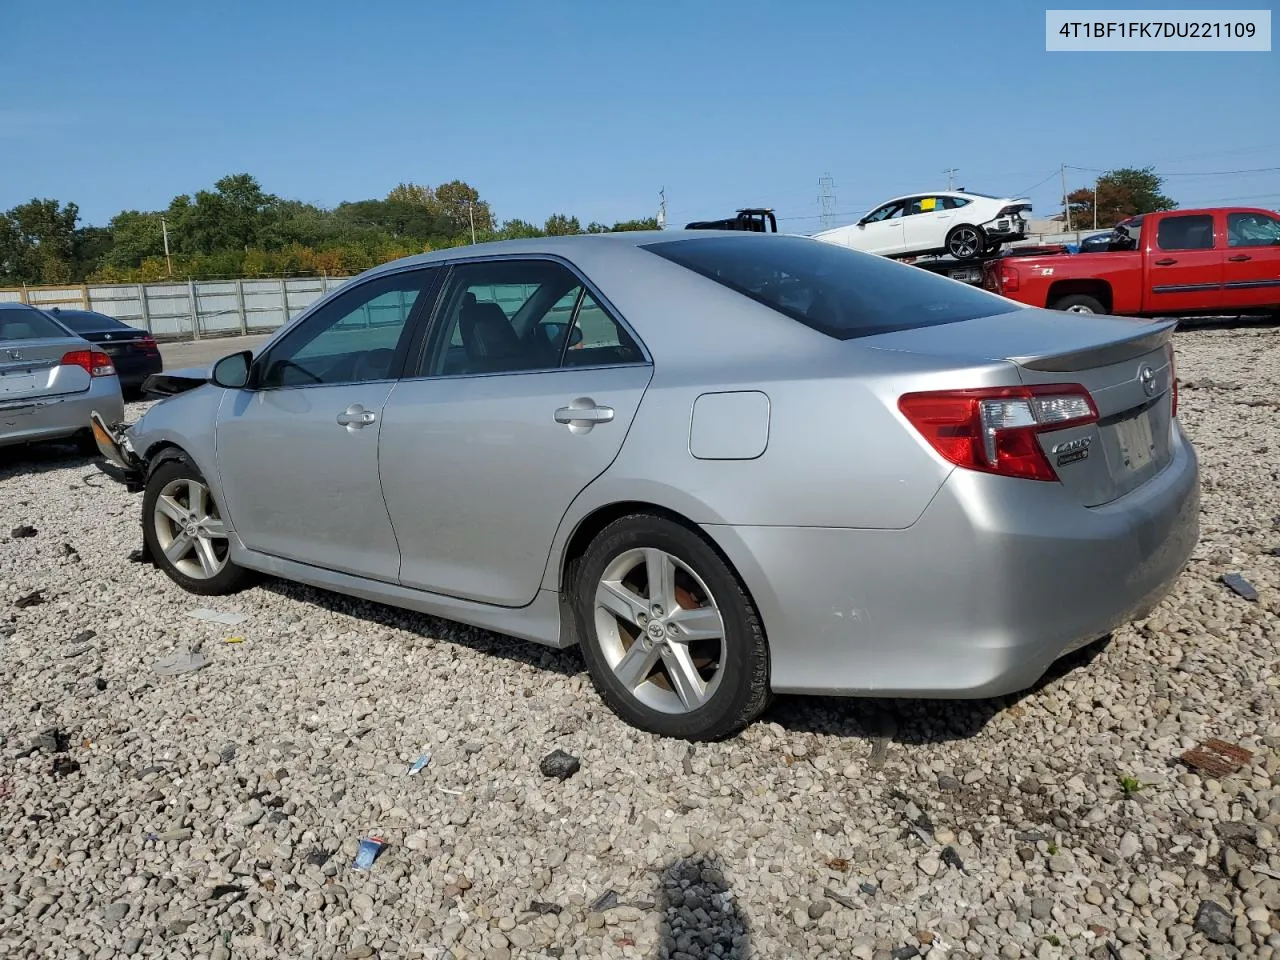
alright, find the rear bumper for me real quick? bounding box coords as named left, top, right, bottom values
left=707, top=424, right=1200, bottom=697
left=0, top=376, right=125, bottom=449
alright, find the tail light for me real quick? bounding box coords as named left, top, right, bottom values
left=61, top=350, right=116, bottom=378
left=898, top=384, right=1098, bottom=482
left=1166, top=342, right=1178, bottom=417
left=139, top=335, right=160, bottom=356
left=998, top=261, right=1020, bottom=293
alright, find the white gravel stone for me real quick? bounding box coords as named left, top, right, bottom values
left=2, top=324, right=1279, bottom=959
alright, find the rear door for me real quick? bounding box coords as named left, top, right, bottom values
left=379, top=257, right=653, bottom=607
left=1222, top=210, right=1280, bottom=310
left=1145, top=213, right=1223, bottom=313
left=901, top=195, right=952, bottom=254
left=0, top=309, right=88, bottom=407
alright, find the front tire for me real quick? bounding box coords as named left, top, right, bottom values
left=572, top=514, right=770, bottom=741
left=142, top=458, right=251, bottom=595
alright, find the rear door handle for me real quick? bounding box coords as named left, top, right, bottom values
left=554, top=401, right=614, bottom=425
left=336, top=404, right=377, bottom=428
left=1227, top=254, right=1252, bottom=262
left=1154, top=258, right=1177, bottom=266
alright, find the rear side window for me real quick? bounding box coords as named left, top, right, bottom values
left=0, top=307, right=70, bottom=341
left=1227, top=212, right=1280, bottom=248
left=643, top=234, right=1019, bottom=340
left=1156, top=214, right=1215, bottom=251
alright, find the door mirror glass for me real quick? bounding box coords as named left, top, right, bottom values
left=211, top=350, right=252, bottom=389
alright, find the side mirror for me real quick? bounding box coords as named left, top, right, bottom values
left=857, top=218, right=869, bottom=227
left=211, top=350, right=252, bottom=389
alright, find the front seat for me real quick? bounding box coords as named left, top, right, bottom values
left=459, top=299, right=526, bottom=372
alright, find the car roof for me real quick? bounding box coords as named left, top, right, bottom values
left=357, top=228, right=759, bottom=279
left=0, top=301, right=45, bottom=311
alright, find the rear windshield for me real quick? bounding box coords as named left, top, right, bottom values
left=0, top=308, right=71, bottom=341
left=643, top=234, right=1020, bottom=340
left=47, top=310, right=125, bottom=333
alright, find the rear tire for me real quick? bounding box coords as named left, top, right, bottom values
left=142, top=458, right=252, bottom=596
left=1051, top=294, right=1105, bottom=314
left=946, top=224, right=986, bottom=259
left=572, top=514, right=770, bottom=741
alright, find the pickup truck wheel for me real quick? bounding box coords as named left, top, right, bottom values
left=1051, top=294, right=1105, bottom=314
left=946, top=225, right=985, bottom=259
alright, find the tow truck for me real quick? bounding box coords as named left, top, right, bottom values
left=683, top=207, right=997, bottom=286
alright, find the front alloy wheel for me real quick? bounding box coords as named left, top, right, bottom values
left=574, top=514, right=770, bottom=741
left=143, top=458, right=251, bottom=595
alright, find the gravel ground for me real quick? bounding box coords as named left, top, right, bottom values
left=2, top=323, right=1278, bottom=960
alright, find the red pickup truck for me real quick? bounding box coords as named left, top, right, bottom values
left=983, top=207, right=1280, bottom=316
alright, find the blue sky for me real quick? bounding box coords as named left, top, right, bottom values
left=1, top=0, right=1276, bottom=233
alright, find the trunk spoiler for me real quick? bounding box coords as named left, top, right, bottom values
left=1010, top=319, right=1177, bottom=373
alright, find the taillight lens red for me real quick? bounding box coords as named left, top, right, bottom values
left=61, top=350, right=116, bottom=378
left=898, top=384, right=1098, bottom=482
left=139, top=335, right=159, bottom=355
left=999, top=262, right=1020, bottom=293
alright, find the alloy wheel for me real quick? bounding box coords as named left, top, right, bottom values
left=949, top=227, right=981, bottom=258
left=593, top=547, right=726, bottom=714
left=152, top=477, right=229, bottom=580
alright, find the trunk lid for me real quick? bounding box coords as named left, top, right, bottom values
left=0, top=337, right=92, bottom=404
left=866, top=308, right=1178, bottom=506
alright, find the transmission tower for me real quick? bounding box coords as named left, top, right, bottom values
left=943, top=167, right=959, bottom=190
left=818, top=173, right=836, bottom=230
left=657, top=186, right=667, bottom=230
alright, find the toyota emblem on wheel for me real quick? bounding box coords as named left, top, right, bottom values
left=1139, top=364, right=1156, bottom=396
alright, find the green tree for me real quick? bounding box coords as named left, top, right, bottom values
left=611, top=217, right=660, bottom=232
left=544, top=213, right=582, bottom=236
left=433, top=180, right=494, bottom=236
left=103, top=210, right=164, bottom=269
left=1066, top=166, right=1177, bottom=229
left=1, top=199, right=79, bottom=283
left=387, top=182, right=436, bottom=206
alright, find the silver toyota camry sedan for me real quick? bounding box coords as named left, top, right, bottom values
left=93, top=231, right=1199, bottom=740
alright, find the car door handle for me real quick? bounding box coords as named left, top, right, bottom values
left=554, top=401, right=614, bottom=425
left=336, top=405, right=377, bottom=428
left=1154, top=258, right=1177, bottom=266
left=1227, top=254, right=1252, bottom=262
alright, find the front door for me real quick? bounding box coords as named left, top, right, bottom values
left=379, top=257, right=653, bottom=607
left=1146, top=212, right=1224, bottom=313
left=848, top=201, right=907, bottom=256
left=1222, top=210, right=1280, bottom=310
left=214, top=267, right=436, bottom=581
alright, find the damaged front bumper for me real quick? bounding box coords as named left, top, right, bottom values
left=90, top=410, right=145, bottom=492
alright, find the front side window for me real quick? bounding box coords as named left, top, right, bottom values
left=421, top=259, right=642, bottom=376
left=1156, top=214, right=1215, bottom=252
left=257, top=269, right=432, bottom=389
left=865, top=202, right=906, bottom=223
left=643, top=234, right=1019, bottom=340
left=1227, top=212, right=1280, bottom=248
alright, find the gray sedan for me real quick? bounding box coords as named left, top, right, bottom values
left=93, top=232, right=1199, bottom=740
left=1, top=302, right=125, bottom=454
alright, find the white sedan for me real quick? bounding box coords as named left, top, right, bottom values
left=813, top=191, right=1031, bottom=260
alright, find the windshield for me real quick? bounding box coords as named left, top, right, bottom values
left=643, top=234, right=1020, bottom=340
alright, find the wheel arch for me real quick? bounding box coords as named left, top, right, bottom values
left=1047, top=279, right=1113, bottom=312
left=555, top=499, right=773, bottom=656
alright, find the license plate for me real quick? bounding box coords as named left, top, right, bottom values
left=0, top=373, right=35, bottom=395
left=950, top=269, right=981, bottom=284
left=1115, top=411, right=1155, bottom=471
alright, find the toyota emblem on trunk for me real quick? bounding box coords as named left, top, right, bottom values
left=1139, top=364, right=1156, bottom=396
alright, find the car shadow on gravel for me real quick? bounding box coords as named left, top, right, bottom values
left=762, top=636, right=1113, bottom=746
left=652, top=854, right=750, bottom=960
left=257, top=578, right=584, bottom=677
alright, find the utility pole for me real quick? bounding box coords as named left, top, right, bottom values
left=943, top=167, right=959, bottom=190
left=468, top=202, right=476, bottom=245
left=818, top=172, right=836, bottom=230
left=657, top=187, right=667, bottom=230
left=160, top=215, right=173, bottom=276
left=1093, top=183, right=1098, bottom=230
left=1060, top=164, right=1072, bottom=233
